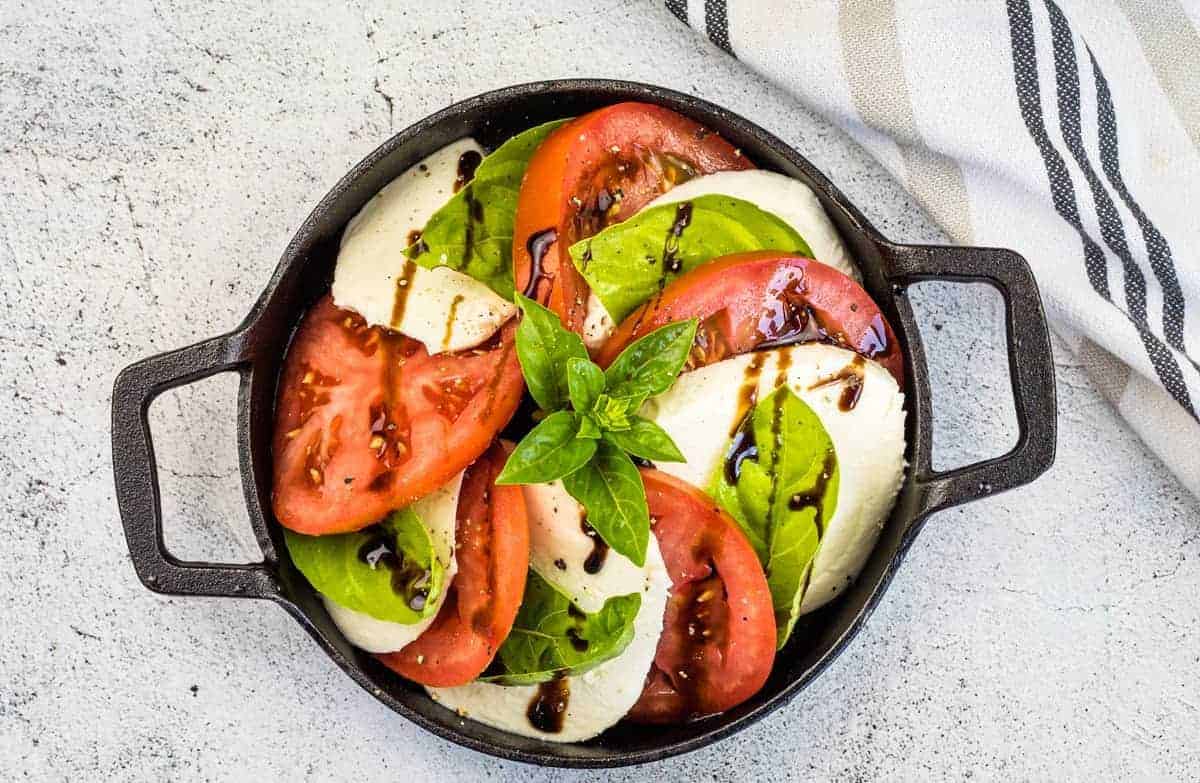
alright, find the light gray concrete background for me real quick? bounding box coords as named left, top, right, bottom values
left=2, top=0, right=1198, bottom=780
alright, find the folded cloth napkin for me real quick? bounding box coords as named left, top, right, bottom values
left=664, top=0, right=1200, bottom=497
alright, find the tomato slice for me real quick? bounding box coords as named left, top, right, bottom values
left=596, top=250, right=904, bottom=384
left=377, top=441, right=529, bottom=687
left=628, top=470, right=776, bottom=724
left=271, top=296, right=523, bottom=535
left=512, top=102, right=754, bottom=332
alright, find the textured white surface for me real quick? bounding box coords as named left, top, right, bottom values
left=1, top=0, right=1197, bottom=780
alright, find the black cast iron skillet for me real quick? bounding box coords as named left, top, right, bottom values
left=112, top=80, right=1056, bottom=767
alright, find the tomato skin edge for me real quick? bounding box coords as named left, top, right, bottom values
left=628, top=469, right=776, bottom=723
left=596, top=250, right=905, bottom=385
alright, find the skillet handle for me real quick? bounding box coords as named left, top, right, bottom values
left=112, top=331, right=279, bottom=598
left=882, top=243, right=1057, bottom=518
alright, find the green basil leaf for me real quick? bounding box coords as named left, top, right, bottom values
left=566, top=357, right=606, bottom=413
left=604, top=319, right=698, bottom=401
left=576, top=413, right=601, bottom=440
left=283, top=507, right=444, bottom=624
left=562, top=441, right=649, bottom=567
left=708, top=386, right=838, bottom=648
left=601, top=416, right=686, bottom=463
left=408, top=119, right=568, bottom=299
left=514, top=294, right=589, bottom=411
left=480, top=570, right=641, bottom=685
left=496, top=410, right=596, bottom=485
left=569, top=194, right=811, bottom=322
left=592, top=392, right=637, bottom=431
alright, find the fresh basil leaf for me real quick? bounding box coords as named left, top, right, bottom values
left=496, top=410, right=596, bottom=485
left=283, top=507, right=444, bottom=624
left=576, top=413, right=601, bottom=440
left=480, top=570, right=641, bottom=685
left=566, top=357, right=605, bottom=413
left=591, top=393, right=636, bottom=431
left=569, top=194, right=811, bottom=322
left=409, top=119, right=569, bottom=299
left=601, top=416, right=686, bottom=463
left=514, top=294, right=589, bottom=411
left=604, top=319, right=698, bottom=401
left=562, top=441, right=649, bottom=567
left=708, top=386, right=839, bottom=648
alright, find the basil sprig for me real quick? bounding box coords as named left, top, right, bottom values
left=496, top=295, right=696, bottom=567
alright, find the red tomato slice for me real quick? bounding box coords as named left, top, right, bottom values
left=271, top=296, right=523, bottom=535
left=628, top=470, right=776, bottom=724
left=512, top=102, right=754, bottom=333
left=596, top=250, right=904, bottom=384
left=377, top=441, right=529, bottom=687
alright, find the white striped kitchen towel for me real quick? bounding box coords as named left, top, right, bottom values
left=665, top=0, right=1200, bottom=497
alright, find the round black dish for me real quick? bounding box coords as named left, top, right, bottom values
left=112, top=80, right=1057, bottom=767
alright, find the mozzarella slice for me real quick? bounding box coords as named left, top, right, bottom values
left=332, top=138, right=516, bottom=353
left=427, top=537, right=670, bottom=743
left=640, top=344, right=904, bottom=613
left=645, top=170, right=861, bottom=281
left=324, top=471, right=463, bottom=653
left=522, top=480, right=648, bottom=614
left=582, top=291, right=616, bottom=352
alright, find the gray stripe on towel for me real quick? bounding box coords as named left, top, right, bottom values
left=837, top=0, right=975, bottom=244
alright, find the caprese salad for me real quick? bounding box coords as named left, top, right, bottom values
left=272, top=102, right=906, bottom=742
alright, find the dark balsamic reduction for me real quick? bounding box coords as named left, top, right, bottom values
left=857, top=313, right=889, bottom=358
left=672, top=571, right=724, bottom=716
left=389, top=260, right=417, bottom=326
left=809, top=355, right=867, bottom=412
left=453, top=149, right=482, bottom=193
left=522, top=227, right=557, bottom=299
left=565, top=603, right=589, bottom=653
left=356, top=526, right=433, bottom=611
left=461, top=189, right=479, bottom=268
left=787, top=449, right=837, bottom=537
left=630, top=455, right=656, bottom=469
left=724, top=350, right=768, bottom=484
left=752, top=272, right=830, bottom=351
left=724, top=414, right=758, bottom=485
left=441, top=293, right=465, bottom=351
left=580, top=517, right=610, bottom=574
left=527, top=676, right=570, bottom=733
left=661, top=201, right=694, bottom=274
left=406, top=229, right=423, bottom=249
left=731, top=352, right=766, bottom=436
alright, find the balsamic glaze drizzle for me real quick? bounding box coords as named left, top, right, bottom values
left=356, top=526, right=433, bottom=611
left=580, top=517, right=609, bottom=575
left=523, top=227, right=557, bottom=299
left=527, top=676, right=570, bottom=733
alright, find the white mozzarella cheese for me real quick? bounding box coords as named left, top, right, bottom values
left=332, top=138, right=516, bottom=353
left=582, top=291, right=615, bottom=352
left=324, top=471, right=463, bottom=653
left=522, top=480, right=647, bottom=614
left=645, top=169, right=861, bottom=281
left=426, top=537, right=669, bottom=743
left=640, top=343, right=905, bottom=613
